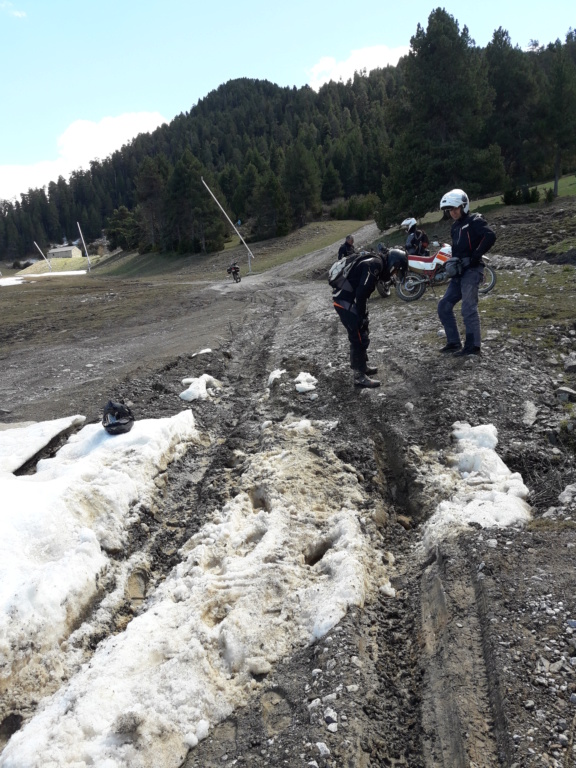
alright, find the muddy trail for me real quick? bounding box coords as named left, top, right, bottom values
left=1, top=201, right=576, bottom=767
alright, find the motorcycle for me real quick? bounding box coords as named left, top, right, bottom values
left=227, top=262, right=241, bottom=283
left=380, top=243, right=496, bottom=302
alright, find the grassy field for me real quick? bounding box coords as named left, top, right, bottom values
left=15, top=256, right=97, bottom=275
left=92, top=220, right=366, bottom=280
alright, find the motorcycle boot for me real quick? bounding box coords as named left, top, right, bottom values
left=439, top=341, right=462, bottom=353
left=354, top=370, right=381, bottom=388
left=453, top=334, right=481, bottom=357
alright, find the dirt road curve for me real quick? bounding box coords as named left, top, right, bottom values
left=1, top=212, right=576, bottom=767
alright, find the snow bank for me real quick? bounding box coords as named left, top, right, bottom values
left=0, top=411, right=199, bottom=709
left=0, top=415, right=381, bottom=768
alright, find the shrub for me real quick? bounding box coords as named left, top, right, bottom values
left=501, top=185, right=540, bottom=206
left=330, top=194, right=380, bottom=221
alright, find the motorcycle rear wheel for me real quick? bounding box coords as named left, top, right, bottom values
left=479, top=265, right=496, bottom=294
left=395, top=272, right=427, bottom=302
left=376, top=280, right=391, bottom=298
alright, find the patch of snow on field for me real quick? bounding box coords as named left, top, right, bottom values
left=0, top=415, right=86, bottom=473
left=0, top=411, right=199, bottom=737
left=421, top=421, right=531, bottom=550
left=0, top=413, right=381, bottom=768
left=179, top=373, right=223, bottom=401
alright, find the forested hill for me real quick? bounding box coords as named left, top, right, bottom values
left=2, top=8, right=576, bottom=260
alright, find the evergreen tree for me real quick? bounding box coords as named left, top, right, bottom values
left=136, top=155, right=171, bottom=250
left=485, top=28, right=542, bottom=181
left=321, top=162, right=344, bottom=202
left=283, top=142, right=322, bottom=224
left=105, top=206, right=140, bottom=251
left=379, top=9, right=505, bottom=222
left=162, top=151, right=227, bottom=253
left=252, top=170, right=291, bottom=239
left=542, top=41, right=576, bottom=194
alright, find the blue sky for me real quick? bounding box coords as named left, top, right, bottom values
left=0, top=0, right=574, bottom=200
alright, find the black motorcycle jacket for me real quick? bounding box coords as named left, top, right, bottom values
left=405, top=229, right=429, bottom=255
left=338, top=241, right=355, bottom=260
left=332, top=256, right=387, bottom=318
left=451, top=213, right=496, bottom=266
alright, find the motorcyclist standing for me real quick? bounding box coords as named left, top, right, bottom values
left=332, top=248, right=408, bottom=388
left=401, top=218, right=430, bottom=256
left=338, top=234, right=355, bottom=260
left=437, top=189, right=496, bottom=356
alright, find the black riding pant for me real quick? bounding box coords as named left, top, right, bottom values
left=334, top=304, right=370, bottom=372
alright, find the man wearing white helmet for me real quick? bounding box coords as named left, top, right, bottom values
left=437, top=188, right=496, bottom=356
left=401, top=217, right=430, bottom=256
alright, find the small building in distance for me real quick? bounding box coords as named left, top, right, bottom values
left=48, top=245, right=82, bottom=259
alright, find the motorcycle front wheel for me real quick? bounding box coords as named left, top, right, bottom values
left=479, top=265, right=496, bottom=294
left=234, top=273, right=241, bottom=283
left=395, top=272, right=427, bottom=302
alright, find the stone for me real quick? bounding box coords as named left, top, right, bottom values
left=555, top=386, right=576, bottom=402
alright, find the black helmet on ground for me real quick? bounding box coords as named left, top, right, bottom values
left=102, top=400, right=135, bottom=435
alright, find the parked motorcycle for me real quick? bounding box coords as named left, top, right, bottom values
left=384, top=243, right=496, bottom=302
left=227, top=262, right=241, bottom=283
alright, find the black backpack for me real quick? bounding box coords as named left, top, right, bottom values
left=328, top=250, right=375, bottom=291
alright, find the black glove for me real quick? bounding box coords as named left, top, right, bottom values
left=461, top=256, right=471, bottom=270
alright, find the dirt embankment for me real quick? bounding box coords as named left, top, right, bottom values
left=1, top=201, right=576, bottom=767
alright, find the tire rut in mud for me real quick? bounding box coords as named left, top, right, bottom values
left=180, top=289, right=433, bottom=767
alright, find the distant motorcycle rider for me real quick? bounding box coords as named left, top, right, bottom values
left=332, top=247, right=408, bottom=388
left=438, top=189, right=496, bottom=356
left=338, top=234, right=355, bottom=260
left=401, top=218, right=430, bottom=256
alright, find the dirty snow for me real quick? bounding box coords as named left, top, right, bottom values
left=0, top=408, right=531, bottom=767
left=421, top=421, right=532, bottom=551
left=179, top=373, right=223, bottom=401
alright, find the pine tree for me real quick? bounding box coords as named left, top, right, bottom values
left=162, top=151, right=227, bottom=254
left=136, top=156, right=171, bottom=250
left=283, top=142, right=321, bottom=224
left=253, top=170, right=291, bottom=239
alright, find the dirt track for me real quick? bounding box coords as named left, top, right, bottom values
left=1, top=206, right=576, bottom=767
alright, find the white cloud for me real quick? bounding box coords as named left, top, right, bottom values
left=0, top=1, right=25, bottom=17
left=0, top=112, right=167, bottom=201
left=308, top=44, right=410, bottom=91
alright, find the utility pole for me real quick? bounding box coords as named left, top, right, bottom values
left=201, top=176, right=255, bottom=274
left=77, top=222, right=91, bottom=271
left=33, top=241, right=52, bottom=271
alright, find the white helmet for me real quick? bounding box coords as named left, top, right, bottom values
left=440, top=188, right=469, bottom=214
left=401, top=217, right=417, bottom=232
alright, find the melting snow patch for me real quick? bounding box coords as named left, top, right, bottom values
left=1, top=417, right=382, bottom=768
left=421, top=422, right=531, bottom=551
left=267, top=368, right=287, bottom=387
left=180, top=373, right=223, bottom=401
left=294, top=371, right=317, bottom=393
left=0, top=410, right=199, bottom=735
left=0, top=415, right=85, bottom=473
